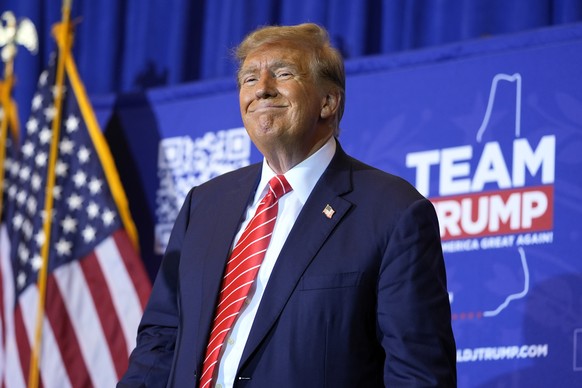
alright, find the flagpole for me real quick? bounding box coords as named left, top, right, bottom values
left=28, top=0, right=73, bottom=387
left=0, top=54, right=16, bottom=224
left=0, top=45, right=18, bottom=224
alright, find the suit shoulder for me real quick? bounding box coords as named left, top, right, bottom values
left=348, top=157, right=425, bottom=205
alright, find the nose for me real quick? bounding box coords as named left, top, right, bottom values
left=255, top=74, right=277, bottom=99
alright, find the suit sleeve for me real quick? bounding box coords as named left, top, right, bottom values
left=378, top=198, right=457, bottom=387
left=118, top=189, right=195, bottom=387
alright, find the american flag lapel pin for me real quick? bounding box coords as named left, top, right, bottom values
left=323, top=204, right=335, bottom=219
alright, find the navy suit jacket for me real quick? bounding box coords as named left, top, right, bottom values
left=119, top=143, right=456, bottom=387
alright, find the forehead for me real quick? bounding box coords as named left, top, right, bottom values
left=241, top=41, right=312, bottom=71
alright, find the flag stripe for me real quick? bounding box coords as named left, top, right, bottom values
left=95, top=232, right=145, bottom=354
left=44, top=276, right=91, bottom=388
left=1, top=226, right=26, bottom=388
left=14, top=300, right=32, bottom=387
left=54, top=260, right=119, bottom=387
left=37, top=307, right=71, bottom=388
left=112, top=230, right=150, bottom=309
left=79, top=248, right=129, bottom=378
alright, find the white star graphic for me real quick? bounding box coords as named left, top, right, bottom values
left=82, top=226, right=96, bottom=243
left=7, top=185, right=17, bottom=199
left=26, top=117, right=39, bottom=133
left=67, top=193, right=83, bottom=210
left=31, top=93, right=43, bottom=110
left=9, top=159, right=20, bottom=176
left=34, top=230, right=45, bottom=247
left=17, top=271, right=26, bottom=289
left=77, top=146, right=91, bottom=163
left=61, top=216, right=78, bottom=234
left=56, top=238, right=72, bottom=256
left=88, top=178, right=102, bottom=194
left=55, top=160, right=68, bottom=176
left=31, top=174, right=42, bottom=191
left=18, top=166, right=31, bottom=181
left=65, top=115, right=80, bottom=133
left=102, top=209, right=116, bottom=226
left=39, top=70, right=48, bottom=86
left=39, top=127, right=52, bottom=144
left=22, top=142, right=34, bottom=158
left=53, top=185, right=63, bottom=200
left=44, top=105, right=56, bottom=121
left=72, top=171, right=87, bottom=188
left=31, top=255, right=43, bottom=271
left=18, top=244, right=29, bottom=264
left=26, top=197, right=37, bottom=215
left=16, top=190, right=27, bottom=205
left=22, top=220, right=33, bottom=239
left=35, top=152, right=48, bottom=167
left=87, top=202, right=100, bottom=219
left=12, top=213, right=23, bottom=230
left=59, top=138, right=75, bottom=154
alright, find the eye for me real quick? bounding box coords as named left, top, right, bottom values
left=276, top=71, right=293, bottom=79
left=242, top=76, right=257, bottom=85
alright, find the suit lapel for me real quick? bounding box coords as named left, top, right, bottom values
left=194, top=165, right=262, bottom=366
left=239, top=145, right=354, bottom=368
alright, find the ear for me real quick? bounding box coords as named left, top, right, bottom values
left=320, top=89, right=341, bottom=119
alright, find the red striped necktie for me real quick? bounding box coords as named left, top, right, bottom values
left=199, top=175, right=292, bottom=388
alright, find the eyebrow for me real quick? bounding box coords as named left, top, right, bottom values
left=240, top=60, right=299, bottom=76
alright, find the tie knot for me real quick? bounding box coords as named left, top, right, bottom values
left=268, top=175, right=292, bottom=199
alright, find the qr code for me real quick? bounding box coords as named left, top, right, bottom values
left=155, top=127, right=251, bottom=253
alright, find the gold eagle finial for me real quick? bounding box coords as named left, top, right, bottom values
left=0, top=11, right=38, bottom=63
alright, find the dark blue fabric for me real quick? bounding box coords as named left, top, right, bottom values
left=1, top=0, right=582, bottom=126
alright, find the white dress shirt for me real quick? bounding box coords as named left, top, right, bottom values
left=215, top=136, right=336, bottom=388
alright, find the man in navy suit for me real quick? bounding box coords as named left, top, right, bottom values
left=119, top=23, right=456, bottom=387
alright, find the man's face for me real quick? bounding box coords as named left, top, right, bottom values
left=239, top=41, right=333, bottom=165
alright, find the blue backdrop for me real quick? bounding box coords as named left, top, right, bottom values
left=93, top=23, right=582, bottom=387
left=2, top=1, right=582, bottom=387
left=2, top=0, right=582, bottom=127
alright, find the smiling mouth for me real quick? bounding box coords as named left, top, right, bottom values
left=250, top=105, right=286, bottom=113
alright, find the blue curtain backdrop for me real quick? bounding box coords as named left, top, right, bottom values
left=1, top=0, right=582, bottom=126
left=2, top=2, right=582, bottom=387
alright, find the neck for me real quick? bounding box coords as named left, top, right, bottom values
left=263, top=135, right=333, bottom=174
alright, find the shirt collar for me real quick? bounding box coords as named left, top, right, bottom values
left=255, top=136, right=337, bottom=205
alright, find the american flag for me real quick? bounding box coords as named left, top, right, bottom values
left=0, top=54, right=151, bottom=387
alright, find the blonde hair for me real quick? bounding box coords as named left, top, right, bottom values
left=235, top=23, right=345, bottom=124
